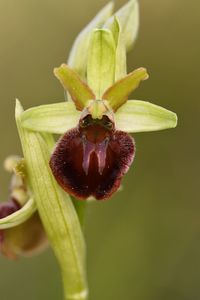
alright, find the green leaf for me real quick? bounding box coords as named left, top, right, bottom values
left=54, top=64, right=95, bottom=110
left=87, top=28, right=116, bottom=98
left=115, top=100, right=178, bottom=132
left=115, top=0, right=139, bottom=51
left=21, top=102, right=81, bottom=134
left=104, top=16, right=127, bottom=81
left=103, top=68, right=149, bottom=111
left=67, top=2, right=114, bottom=80
left=16, top=99, right=88, bottom=299
left=0, top=197, right=36, bottom=230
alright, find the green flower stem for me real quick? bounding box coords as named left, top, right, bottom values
left=15, top=100, right=88, bottom=300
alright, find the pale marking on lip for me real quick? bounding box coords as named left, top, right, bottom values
left=82, top=135, right=109, bottom=176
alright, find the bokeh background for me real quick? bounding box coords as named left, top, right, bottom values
left=0, top=0, right=199, bottom=299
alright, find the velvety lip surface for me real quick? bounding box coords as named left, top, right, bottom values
left=50, top=119, right=135, bottom=200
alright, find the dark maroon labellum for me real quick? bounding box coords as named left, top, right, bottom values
left=50, top=115, right=135, bottom=200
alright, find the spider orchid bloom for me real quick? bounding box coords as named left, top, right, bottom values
left=20, top=61, right=177, bottom=201
left=0, top=156, right=48, bottom=259
left=9, top=2, right=178, bottom=299
left=49, top=65, right=146, bottom=200
left=20, top=7, right=177, bottom=201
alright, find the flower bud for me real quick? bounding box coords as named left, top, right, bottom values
left=1, top=211, right=48, bottom=259
left=0, top=198, right=48, bottom=260
left=0, top=156, right=48, bottom=260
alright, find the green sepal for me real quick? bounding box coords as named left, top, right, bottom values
left=54, top=64, right=95, bottom=110
left=67, top=2, right=114, bottom=80
left=20, top=98, right=177, bottom=135
left=104, top=16, right=127, bottom=81
left=115, top=0, right=139, bottom=51
left=0, top=197, right=36, bottom=230
left=87, top=28, right=116, bottom=98
left=115, top=100, right=178, bottom=132
left=20, top=102, right=81, bottom=134
left=103, top=68, right=149, bottom=111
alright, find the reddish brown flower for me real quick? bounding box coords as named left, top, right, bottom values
left=0, top=198, right=21, bottom=258
left=50, top=114, right=135, bottom=200
left=0, top=158, right=48, bottom=260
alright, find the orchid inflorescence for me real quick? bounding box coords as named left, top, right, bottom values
left=0, top=1, right=177, bottom=299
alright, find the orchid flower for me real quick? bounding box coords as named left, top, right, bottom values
left=0, top=1, right=177, bottom=299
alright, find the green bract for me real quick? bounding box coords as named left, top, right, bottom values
left=67, top=2, right=114, bottom=80
left=114, top=0, right=139, bottom=50
left=16, top=100, right=88, bottom=299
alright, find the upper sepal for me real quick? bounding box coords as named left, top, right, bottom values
left=87, top=28, right=116, bottom=98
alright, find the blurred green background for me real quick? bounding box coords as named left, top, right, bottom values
left=0, top=0, right=199, bottom=299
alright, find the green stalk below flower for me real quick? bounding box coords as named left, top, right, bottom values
left=15, top=100, right=88, bottom=300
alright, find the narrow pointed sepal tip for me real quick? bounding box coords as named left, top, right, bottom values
left=171, top=113, right=178, bottom=128
left=15, top=98, right=24, bottom=116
